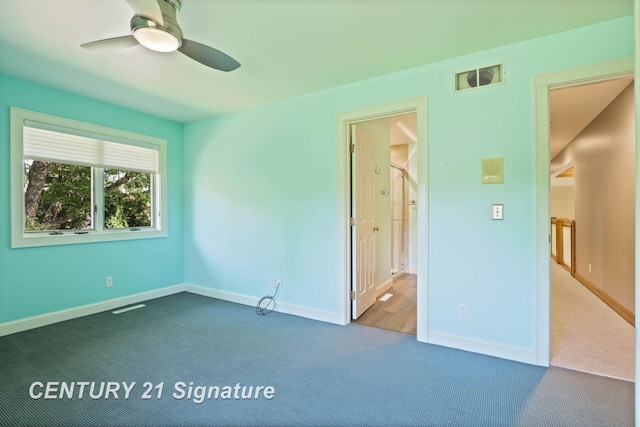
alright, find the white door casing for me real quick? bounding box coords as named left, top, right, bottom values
left=534, top=57, right=634, bottom=366
left=336, top=96, right=427, bottom=342
left=351, top=124, right=377, bottom=319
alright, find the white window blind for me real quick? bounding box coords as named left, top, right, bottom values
left=23, top=122, right=159, bottom=173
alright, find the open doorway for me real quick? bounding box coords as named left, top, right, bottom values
left=349, top=113, right=419, bottom=335
left=336, top=96, right=427, bottom=342
left=546, top=72, right=635, bottom=380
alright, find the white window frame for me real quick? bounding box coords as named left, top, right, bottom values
left=10, top=107, right=168, bottom=248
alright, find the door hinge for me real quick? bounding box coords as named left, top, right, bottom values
left=349, top=217, right=356, bottom=226
left=350, top=291, right=356, bottom=300
left=350, top=144, right=355, bottom=153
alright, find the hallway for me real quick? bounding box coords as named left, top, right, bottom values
left=551, top=261, right=635, bottom=381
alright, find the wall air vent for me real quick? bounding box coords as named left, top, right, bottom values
left=454, top=63, right=505, bottom=92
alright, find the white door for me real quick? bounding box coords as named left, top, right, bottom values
left=351, top=124, right=377, bottom=319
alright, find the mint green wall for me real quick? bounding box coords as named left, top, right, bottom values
left=0, top=74, right=185, bottom=324
left=183, top=107, right=338, bottom=310
left=184, top=16, right=633, bottom=348
left=0, top=15, right=633, bottom=355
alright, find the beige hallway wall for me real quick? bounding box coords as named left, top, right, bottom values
left=552, top=82, right=636, bottom=314
left=550, top=185, right=575, bottom=219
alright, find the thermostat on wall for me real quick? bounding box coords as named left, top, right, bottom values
left=482, top=157, right=503, bottom=184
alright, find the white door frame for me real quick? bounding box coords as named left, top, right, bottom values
left=336, top=96, right=429, bottom=342
left=533, top=57, right=634, bottom=366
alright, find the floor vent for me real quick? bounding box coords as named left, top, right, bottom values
left=112, top=304, right=145, bottom=314
left=454, top=63, right=505, bottom=92
left=379, top=293, right=394, bottom=302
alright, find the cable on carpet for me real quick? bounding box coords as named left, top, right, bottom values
left=256, top=282, right=280, bottom=316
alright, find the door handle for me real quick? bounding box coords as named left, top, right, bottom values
left=373, top=226, right=379, bottom=231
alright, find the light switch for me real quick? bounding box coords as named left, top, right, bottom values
left=492, top=204, right=503, bottom=220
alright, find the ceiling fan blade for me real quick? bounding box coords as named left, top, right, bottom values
left=81, top=35, right=139, bottom=50
left=178, top=39, right=241, bottom=72
left=126, top=0, right=164, bottom=25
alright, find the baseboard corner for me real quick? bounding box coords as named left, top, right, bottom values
left=0, top=284, right=186, bottom=337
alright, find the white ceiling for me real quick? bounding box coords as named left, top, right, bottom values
left=0, top=0, right=633, bottom=123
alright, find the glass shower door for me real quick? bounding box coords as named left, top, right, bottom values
left=390, top=165, right=405, bottom=276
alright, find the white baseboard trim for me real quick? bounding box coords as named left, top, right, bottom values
left=0, top=284, right=186, bottom=338
left=429, top=331, right=536, bottom=365
left=376, top=278, right=394, bottom=297
left=0, top=282, right=537, bottom=366
left=184, top=283, right=341, bottom=325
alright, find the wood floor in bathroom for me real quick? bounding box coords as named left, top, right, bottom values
left=355, top=273, right=417, bottom=335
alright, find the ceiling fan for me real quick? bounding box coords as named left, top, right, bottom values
left=81, top=0, right=240, bottom=72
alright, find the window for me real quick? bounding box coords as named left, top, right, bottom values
left=11, top=108, right=168, bottom=248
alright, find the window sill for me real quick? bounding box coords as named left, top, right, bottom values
left=11, top=228, right=168, bottom=248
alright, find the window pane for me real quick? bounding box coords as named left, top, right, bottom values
left=104, top=169, right=152, bottom=229
left=13, top=108, right=167, bottom=248
left=24, top=160, right=92, bottom=231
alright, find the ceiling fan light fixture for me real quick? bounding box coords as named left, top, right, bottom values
left=133, top=26, right=180, bottom=52
left=82, top=2, right=240, bottom=72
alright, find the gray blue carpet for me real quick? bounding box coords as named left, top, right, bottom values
left=0, top=292, right=634, bottom=426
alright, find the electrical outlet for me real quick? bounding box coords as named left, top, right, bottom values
left=588, top=263, right=592, bottom=273
left=270, top=277, right=276, bottom=288
left=106, top=277, right=113, bottom=288
left=458, top=304, right=468, bottom=319
left=276, top=278, right=282, bottom=288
